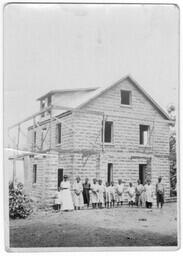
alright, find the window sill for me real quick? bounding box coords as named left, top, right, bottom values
left=56, top=143, right=62, bottom=147
left=120, top=104, right=132, bottom=108
left=101, top=143, right=115, bottom=146
left=139, top=144, right=152, bottom=149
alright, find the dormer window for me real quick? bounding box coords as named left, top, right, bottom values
left=121, top=90, right=131, bottom=105
left=41, top=99, right=46, bottom=117
left=41, top=99, right=46, bottom=110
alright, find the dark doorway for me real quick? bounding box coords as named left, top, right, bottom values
left=139, top=164, right=147, bottom=185
left=58, top=168, right=63, bottom=190
left=107, top=163, right=113, bottom=184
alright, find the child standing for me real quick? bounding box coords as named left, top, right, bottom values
left=116, top=179, right=124, bottom=207
left=156, top=176, right=164, bottom=208
left=90, top=178, right=99, bottom=208
left=127, top=182, right=135, bottom=207
left=144, top=179, right=153, bottom=208
left=135, top=180, right=144, bottom=207
left=98, top=179, right=105, bottom=208
left=73, top=176, right=84, bottom=210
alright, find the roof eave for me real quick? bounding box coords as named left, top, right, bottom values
left=36, top=87, right=99, bottom=101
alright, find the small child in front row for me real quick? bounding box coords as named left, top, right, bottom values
left=98, top=179, right=105, bottom=208
left=116, top=179, right=124, bottom=207
left=127, top=182, right=135, bottom=207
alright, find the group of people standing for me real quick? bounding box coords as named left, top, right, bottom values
left=54, top=175, right=165, bottom=211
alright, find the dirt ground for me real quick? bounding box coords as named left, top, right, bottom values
left=10, top=203, right=178, bottom=248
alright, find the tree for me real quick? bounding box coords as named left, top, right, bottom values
left=167, top=104, right=176, bottom=197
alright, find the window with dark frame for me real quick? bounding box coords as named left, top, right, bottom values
left=41, top=99, right=46, bottom=117
left=121, top=90, right=131, bottom=105
left=58, top=168, right=63, bottom=190
left=139, top=125, right=149, bottom=145
left=33, top=164, right=37, bottom=184
left=41, top=128, right=47, bottom=146
left=56, top=123, right=62, bottom=144
left=101, top=121, right=113, bottom=143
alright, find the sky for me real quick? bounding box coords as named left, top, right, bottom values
left=3, top=3, right=179, bottom=181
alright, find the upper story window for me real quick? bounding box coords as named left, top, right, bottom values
left=121, top=90, right=131, bottom=105
left=41, top=128, right=47, bottom=147
left=102, top=121, right=113, bottom=143
left=56, top=123, right=62, bottom=144
left=139, top=125, right=150, bottom=145
left=41, top=99, right=46, bottom=117
left=33, top=164, right=37, bottom=184
left=41, top=99, right=46, bottom=110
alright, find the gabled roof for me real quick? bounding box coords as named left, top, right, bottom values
left=37, top=87, right=99, bottom=101
left=37, top=74, right=170, bottom=120
left=75, top=74, right=170, bottom=120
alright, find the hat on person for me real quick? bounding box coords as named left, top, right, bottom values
left=63, top=175, right=68, bottom=179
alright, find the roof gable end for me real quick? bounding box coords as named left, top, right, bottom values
left=76, top=75, right=170, bottom=120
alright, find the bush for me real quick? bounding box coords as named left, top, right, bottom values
left=9, top=182, right=32, bottom=219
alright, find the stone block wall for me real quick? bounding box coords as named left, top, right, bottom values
left=24, top=77, right=171, bottom=205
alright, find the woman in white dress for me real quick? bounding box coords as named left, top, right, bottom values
left=127, top=182, right=135, bottom=207
left=116, top=179, right=124, bottom=207
left=73, top=176, right=84, bottom=210
left=60, top=175, right=74, bottom=211
left=90, top=178, right=99, bottom=208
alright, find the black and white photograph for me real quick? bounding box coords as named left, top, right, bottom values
left=3, top=2, right=179, bottom=251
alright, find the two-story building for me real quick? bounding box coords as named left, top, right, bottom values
left=14, top=75, right=171, bottom=206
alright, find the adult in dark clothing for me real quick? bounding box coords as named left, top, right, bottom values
left=83, top=178, right=90, bottom=207
left=156, top=176, right=165, bottom=208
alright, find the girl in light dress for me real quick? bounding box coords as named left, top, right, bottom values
left=73, top=176, right=84, bottom=210
left=98, top=179, right=105, bottom=208
left=127, top=182, right=135, bottom=207
left=60, top=175, right=74, bottom=211
left=116, top=179, right=125, bottom=207
left=90, top=178, right=99, bottom=208
left=144, top=179, right=153, bottom=208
